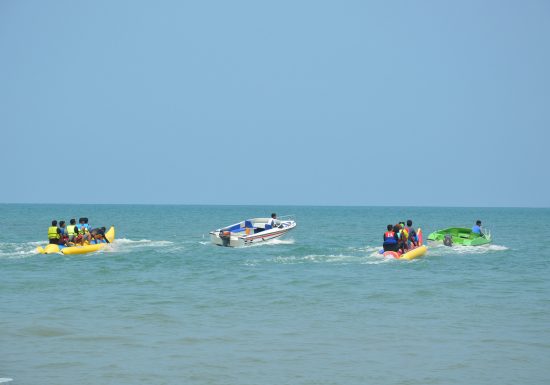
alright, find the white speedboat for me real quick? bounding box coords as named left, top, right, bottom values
left=210, top=217, right=297, bottom=247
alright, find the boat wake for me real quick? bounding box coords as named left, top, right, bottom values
left=355, top=245, right=386, bottom=257
left=106, top=238, right=175, bottom=253
left=427, top=242, right=508, bottom=256
left=245, top=249, right=394, bottom=266
left=0, top=241, right=41, bottom=259
left=248, top=238, right=296, bottom=248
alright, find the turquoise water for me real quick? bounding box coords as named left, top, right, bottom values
left=1, top=204, right=549, bottom=385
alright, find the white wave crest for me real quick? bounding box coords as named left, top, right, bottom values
left=247, top=238, right=296, bottom=248
left=245, top=252, right=392, bottom=266
left=427, top=242, right=508, bottom=256
left=0, top=241, right=42, bottom=259
left=115, top=238, right=173, bottom=246
left=105, top=238, right=175, bottom=253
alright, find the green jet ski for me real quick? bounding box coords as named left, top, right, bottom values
left=427, top=227, right=491, bottom=246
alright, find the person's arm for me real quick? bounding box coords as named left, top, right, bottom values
left=103, top=230, right=110, bottom=243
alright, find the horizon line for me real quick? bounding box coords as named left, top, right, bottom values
left=0, top=202, right=548, bottom=209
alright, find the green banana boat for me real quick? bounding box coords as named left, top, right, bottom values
left=427, top=227, right=492, bottom=246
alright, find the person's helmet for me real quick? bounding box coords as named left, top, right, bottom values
left=52, top=220, right=57, bottom=226
left=70, top=219, right=76, bottom=225
left=387, top=224, right=393, bottom=231
left=407, top=220, right=412, bottom=226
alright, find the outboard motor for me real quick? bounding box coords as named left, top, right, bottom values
left=219, top=230, right=231, bottom=247
left=443, top=234, right=453, bottom=247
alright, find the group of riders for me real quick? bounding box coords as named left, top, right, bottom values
left=382, top=219, right=419, bottom=254
left=47, top=217, right=109, bottom=247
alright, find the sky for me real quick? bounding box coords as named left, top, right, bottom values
left=1, top=0, right=549, bottom=207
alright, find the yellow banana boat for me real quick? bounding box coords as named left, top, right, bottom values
left=37, top=226, right=115, bottom=255
left=382, top=228, right=428, bottom=260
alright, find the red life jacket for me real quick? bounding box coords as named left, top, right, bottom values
left=384, top=231, right=397, bottom=243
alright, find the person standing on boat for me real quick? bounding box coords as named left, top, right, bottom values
left=48, top=220, right=61, bottom=244
left=383, top=224, right=399, bottom=252
left=472, top=220, right=484, bottom=236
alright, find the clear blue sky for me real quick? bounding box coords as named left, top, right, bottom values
left=1, top=0, right=548, bottom=206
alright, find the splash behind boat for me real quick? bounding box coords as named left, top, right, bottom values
left=37, top=226, right=115, bottom=255
left=210, top=217, right=296, bottom=247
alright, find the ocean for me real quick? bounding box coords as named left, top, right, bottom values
left=1, top=204, right=549, bottom=385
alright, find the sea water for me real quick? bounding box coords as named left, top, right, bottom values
left=1, top=204, right=549, bottom=385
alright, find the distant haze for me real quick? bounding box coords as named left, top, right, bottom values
left=1, top=1, right=548, bottom=207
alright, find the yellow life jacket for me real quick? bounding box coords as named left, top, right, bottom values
left=48, top=226, right=60, bottom=240
left=67, top=225, right=77, bottom=237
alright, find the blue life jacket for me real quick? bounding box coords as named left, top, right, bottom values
left=472, top=225, right=481, bottom=234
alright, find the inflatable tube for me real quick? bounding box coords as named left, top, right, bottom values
left=37, top=227, right=115, bottom=255
left=383, top=245, right=427, bottom=260
left=381, top=228, right=427, bottom=260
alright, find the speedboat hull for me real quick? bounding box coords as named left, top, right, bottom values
left=210, top=218, right=296, bottom=247
left=427, top=227, right=491, bottom=246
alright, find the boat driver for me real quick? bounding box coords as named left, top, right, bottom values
left=267, top=213, right=279, bottom=228
left=472, top=220, right=483, bottom=236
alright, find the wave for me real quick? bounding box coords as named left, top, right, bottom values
left=245, top=252, right=393, bottom=266
left=247, top=238, right=296, bottom=248
left=114, top=238, right=174, bottom=247
left=426, top=242, right=508, bottom=256
left=106, top=238, right=175, bottom=253
left=0, top=241, right=41, bottom=259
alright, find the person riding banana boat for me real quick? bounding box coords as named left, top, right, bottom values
left=381, top=219, right=427, bottom=260
left=45, top=218, right=108, bottom=247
